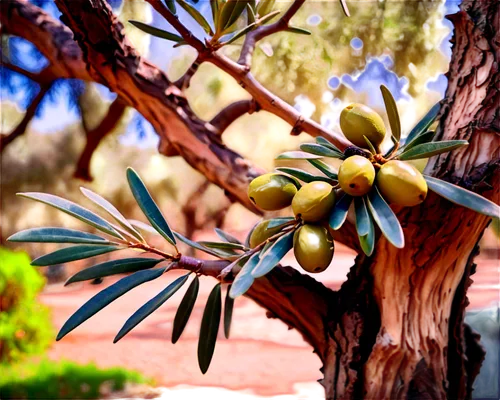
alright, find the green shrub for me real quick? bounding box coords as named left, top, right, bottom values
left=0, top=247, right=53, bottom=363
left=0, top=359, right=150, bottom=399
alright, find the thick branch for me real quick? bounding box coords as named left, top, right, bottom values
left=210, top=99, right=259, bottom=134
left=238, top=0, right=305, bottom=67
left=0, top=83, right=51, bottom=151
left=74, top=98, right=128, bottom=181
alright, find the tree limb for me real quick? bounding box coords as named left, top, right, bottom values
left=174, top=55, right=202, bottom=90
left=238, top=0, right=306, bottom=67
left=74, top=97, right=128, bottom=181
left=210, top=99, right=259, bottom=134
left=0, top=83, right=52, bottom=151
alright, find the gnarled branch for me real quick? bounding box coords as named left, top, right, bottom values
left=210, top=99, right=259, bottom=134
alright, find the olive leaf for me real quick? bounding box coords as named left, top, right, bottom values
left=57, top=268, right=166, bottom=341
left=220, top=22, right=256, bottom=45
left=285, top=26, right=311, bottom=35
left=81, top=187, right=144, bottom=243
left=266, top=217, right=295, bottom=230
left=172, top=276, right=200, bottom=344
left=114, top=274, right=190, bottom=343
left=17, top=193, right=123, bottom=239
left=224, top=285, right=234, bottom=338
left=358, top=210, right=375, bottom=256
left=214, top=228, right=242, bottom=245
left=129, top=20, right=183, bottom=43
left=354, top=197, right=370, bottom=237
left=174, top=231, right=239, bottom=259
left=424, top=175, right=500, bottom=219
left=300, top=143, right=344, bottom=158
left=329, top=193, right=353, bottom=230
left=380, top=85, right=401, bottom=142
left=166, top=0, right=176, bottom=14
left=257, top=10, right=280, bottom=25
left=219, top=0, right=247, bottom=32
left=363, top=135, right=377, bottom=155
left=339, top=0, right=350, bottom=17
left=398, top=140, right=468, bottom=161
left=65, top=257, right=163, bottom=286
left=198, top=283, right=222, bottom=374
left=403, top=102, right=440, bottom=146
left=8, top=228, right=111, bottom=245
left=276, top=167, right=334, bottom=184
left=178, top=0, right=214, bottom=35
left=198, top=241, right=247, bottom=251
left=246, top=3, right=256, bottom=24
left=127, top=168, right=176, bottom=246
left=31, top=245, right=122, bottom=267
left=307, top=159, right=338, bottom=179
left=399, top=130, right=435, bottom=154
left=275, top=151, right=323, bottom=160
left=256, top=0, right=275, bottom=17
left=316, top=137, right=342, bottom=154
left=252, top=230, right=294, bottom=278
left=366, top=187, right=404, bottom=249
left=210, top=0, right=219, bottom=26
left=229, top=252, right=260, bottom=298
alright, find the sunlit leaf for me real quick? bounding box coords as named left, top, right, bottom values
left=358, top=212, right=375, bottom=256
left=198, top=241, right=247, bottom=251
left=366, top=187, right=404, bottom=248
left=354, top=197, right=370, bottom=236
left=329, top=194, right=353, bottom=230
left=380, top=85, right=401, bottom=142
left=220, top=23, right=256, bottom=45
left=229, top=252, right=260, bottom=298
left=210, top=0, right=219, bottom=26
left=252, top=230, right=294, bottom=278
left=214, top=228, right=242, bottom=245
left=246, top=3, right=256, bottom=24
left=276, top=167, right=334, bottom=184
left=399, top=130, right=435, bottom=153
left=114, top=273, right=189, bottom=343
left=403, top=102, right=440, bottom=146
left=363, top=135, right=377, bottom=155
left=174, top=231, right=237, bottom=259
left=17, top=193, right=123, bottom=239
left=300, top=143, right=343, bottom=158
left=172, top=276, right=200, bottom=344
left=31, top=245, right=122, bottom=267
left=81, top=187, right=144, bottom=242
left=198, top=283, right=222, bottom=374
left=424, top=175, right=500, bottom=219
left=398, top=140, right=468, bottom=161
left=285, top=26, right=311, bottom=35
left=65, top=257, right=163, bottom=286
left=275, top=151, right=322, bottom=160
left=223, top=285, right=234, bottom=339
left=129, top=20, right=183, bottom=42
left=307, top=159, right=338, bottom=179
left=219, top=0, right=247, bottom=31
left=57, top=268, right=166, bottom=341
left=315, top=137, right=342, bottom=154
left=127, top=168, right=176, bottom=246
left=257, top=10, right=280, bottom=25
left=266, top=217, right=295, bottom=230
left=8, top=228, right=111, bottom=245
left=178, top=0, right=214, bottom=35
left=256, top=0, right=275, bottom=17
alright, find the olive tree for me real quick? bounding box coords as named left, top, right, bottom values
left=1, top=0, right=499, bottom=399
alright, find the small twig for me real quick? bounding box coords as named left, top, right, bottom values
left=210, top=99, right=259, bottom=135
left=238, top=0, right=306, bottom=67
left=175, top=56, right=202, bottom=90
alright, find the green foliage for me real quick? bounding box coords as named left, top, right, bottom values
left=0, top=248, right=53, bottom=364
left=198, top=283, right=222, bottom=374
left=0, top=360, right=148, bottom=400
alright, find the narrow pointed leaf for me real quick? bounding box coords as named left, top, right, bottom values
left=129, top=20, right=183, bottom=42
left=198, top=283, right=222, bottom=374
left=256, top=0, right=275, bottom=17
left=300, top=143, right=343, bottom=158
left=307, top=159, right=338, bottom=179
left=214, top=228, right=242, bottom=244
left=31, top=245, right=122, bottom=267
left=339, top=0, right=350, bottom=17
left=398, top=140, right=468, bottom=161
left=380, top=85, right=401, bottom=141
left=246, top=3, right=256, bottom=24
left=127, top=168, right=176, bottom=245
left=363, top=135, right=377, bottom=155
left=316, top=137, right=342, bottom=153
left=252, top=231, right=294, bottom=278
left=266, top=217, right=295, bottom=230
left=57, top=268, right=165, bottom=341
left=286, top=26, right=311, bottom=35
left=114, top=273, right=189, bottom=343
left=210, top=0, right=219, bottom=25
left=329, top=194, right=353, bottom=230
left=172, top=276, right=200, bottom=343
left=81, top=188, right=144, bottom=242
left=65, top=257, right=163, bottom=285
left=166, top=0, right=176, bottom=14
left=399, top=130, right=435, bottom=153
left=354, top=197, right=370, bottom=236
left=129, top=219, right=159, bottom=235
left=257, top=10, right=280, bottom=25
left=276, top=151, right=322, bottom=160
left=220, top=0, right=247, bottom=31
left=198, top=241, right=247, bottom=251
left=229, top=252, right=260, bottom=298
left=17, top=193, right=123, bottom=239
left=8, top=228, right=111, bottom=245
left=404, top=102, right=440, bottom=146
left=358, top=212, right=375, bottom=256
left=424, top=175, right=500, bottom=219
left=173, top=231, right=237, bottom=258
left=220, top=22, right=256, bottom=45
left=223, top=285, right=234, bottom=338
left=366, top=187, right=404, bottom=248
left=276, top=167, right=334, bottom=184
left=178, top=0, right=214, bottom=35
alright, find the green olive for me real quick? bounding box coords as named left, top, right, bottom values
left=248, top=173, right=298, bottom=211
left=340, top=103, right=386, bottom=149
left=338, top=156, right=375, bottom=196
left=248, top=220, right=283, bottom=248
left=292, top=181, right=335, bottom=222
left=293, top=225, right=334, bottom=273
left=376, top=160, right=428, bottom=206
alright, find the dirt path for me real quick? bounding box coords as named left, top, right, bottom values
left=40, top=249, right=499, bottom=397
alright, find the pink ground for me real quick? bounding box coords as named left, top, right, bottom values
left=40, top=246, right=499, bottom=397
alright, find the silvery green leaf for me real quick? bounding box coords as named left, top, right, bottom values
left=285, top=26, right=311, bottom=35
left=315, top=137, right=342, bottom=154
left=178, top=0, right=214, bottom=35
left=300, top=143, right=343, bottom=158
left=329, top=194, right=353, bottom=230
left=266, top=217, right=295, bottom=230
left=358, top=211, right=375, bottom=256
left=307, top=159, right=338, bottom=179
left=275, top=151, right=322, bottom=160
left=398, top=140, right=468, bottom=161
left=8, top=228, right=110, bottom=245
left=399, top=130, right=435, bottom=154
left=129, top=20, right=183, bottom=42
left=223, top=285, right=234, bottom=338
left=380, top=85, right=401, bottom=142
left=354, top=197, right=370, bottom=236
left=214, top=228, right=242, bottom=244
left=403, top=102, right=440, bottom=146
left=172, top=275, right=200, bottom=344
left=229, top=252, right=260, bottom=298
left=198, top=283, right=222, bottom=374
left=31, top=245, right=122, bottom=267
left=251, top=231, right=294, bottom=278
left=276, top=167, right=334, bottom=184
